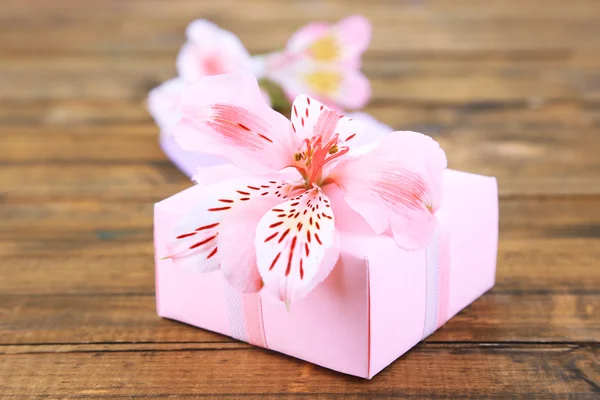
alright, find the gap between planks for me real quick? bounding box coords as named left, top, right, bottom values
left=0, top=342, right=596, bottom=356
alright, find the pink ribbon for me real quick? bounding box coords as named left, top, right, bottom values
left=422, top=227, right=451, bottom=339
left=224, top=283, right=267, bottom=347
left=224, top=228, right=450, bottom=346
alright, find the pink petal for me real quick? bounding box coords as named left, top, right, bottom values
left=277, top=65, right=371, bottom=111
left=192, top=165, right=301, bottom=189
left=147, top=78, right=187, bottom=132
left=255, top=187, right=339, bottom=305
left=192, top=164, right=249, bottom=187
left=330, top=131, right=447, bottom=250
left=260, top=88, right=272, bottom=107
left=286, top=22, right=329, bottom=54
left=173, top=73, right=296, bottom=174
left=218, top=196, right=283, bottom=292
left=345, top=111, right=393, bottom=153
left=164, top=173, right=302, bottom=288
left=346, top=112, right=393, bottom=137
left=333, top=69, right=371, bottom=109
left=160, top=132, right=226, bottom=178
left=285, top=15, right=371, bottom=66
left=330, top=15, right=372, bottom=66
left=177, top=19, right=252, bottom=81
left=265, top=16, right=372, bottom=110
left=290, top=94, right=338, bottom=140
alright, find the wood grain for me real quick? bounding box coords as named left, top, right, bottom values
left=2, top=238, right=599, bottom=295
left=2, top=99, right=599, bottom=129
left=2, top=127, right=600, bottom=200
left=0, top=292, right=597, bottom=345
left=2, top=1, right=600, bottom=54
left=3, top=198, right=599, bottom=239
left=2, top=0, right=599, bottom=396
left=0, top=344, right=597, bottom=399
left=4, top=0, right=600, bottom=20
left=2, top=54, right=600, bottom=102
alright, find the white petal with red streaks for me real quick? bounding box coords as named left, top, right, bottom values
left=290, top=95, right=365, bottom=143
left=164, top=174, right=300, bottom=278
left=218, top=196, right=283, bottom=293
left=255, top=187, right=338, bottom=305
left=330, top=131, right=447, bottom=250
left=289, top=94, right=331, bottom=140
left=173, top=73, right=295, bottom=174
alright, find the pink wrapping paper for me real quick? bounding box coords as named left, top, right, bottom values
left=154, top=168, right=498, bottom=378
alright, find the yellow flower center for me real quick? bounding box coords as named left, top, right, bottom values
left=309, top=36, right=339, bottom=62
left=304, top=71, right=342, bottom=96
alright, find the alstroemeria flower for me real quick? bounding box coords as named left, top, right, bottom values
left=164, top=73, right=446, bottom=305
left=148, top=78, right=187, bottom=131
left=149, top=20, right=270, bottom=132
left=259, top=15, right=372, bottom=110
left=177, top=19, right=254, bottom=81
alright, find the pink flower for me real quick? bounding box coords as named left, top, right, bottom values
left=149, top=20, right=269, bottom=133
left=177, top=19, right=254, bottom=81
left=164, top=73, right=446, bottom=306
left=260, top=15, right=372, bottom=110
left=148, top=78, right=187, bottom=131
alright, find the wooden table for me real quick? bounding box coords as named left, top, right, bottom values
left=1, top=0, right=599, bottom=398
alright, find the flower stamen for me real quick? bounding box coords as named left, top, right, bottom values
left=294, top=132, right=349, bottom=187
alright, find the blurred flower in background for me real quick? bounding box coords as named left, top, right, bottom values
left=258, top=15, right=371, bottom=110
left=148, top=20, right=256, bottom=131
left=149, top=16, right=372, bottom=133
left=148, top=15, right=380, bottom=177
left=176, top=20, right=254, bottom=81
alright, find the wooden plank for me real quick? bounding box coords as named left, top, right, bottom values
left=4, top=0, right=600, bottom=21
left=0, top=164, right=190, bottom=203
left=1, top=1, right=599, bottom=54
left=2, top=198, right=600, bottom=252
left=2, top=198, right=600, bottom=239
left=497, top=239, right=600, bottom=294
left=2, top=99, right=598, bottom=130
left=0, top=292, right=597, bottom=345
left=2, top=238, right=598, bottom=295
left=2, top=1, right=597, bottom=397
left=4, top=123, right=600, bottom=175
left=0, top=344, right=597, bottom=398
left=2, top=124, right=599, bottom=199
left=2, top=54, right=600, bottom=102
left=0, top=198, right=598, bottom=345
left=0, top=255, right=156, bottom=295
left=0, top=100, right=150, bottom=125
left=2, top=21, right=599, bottom=55
left=0, top=125, right=165, bottom=163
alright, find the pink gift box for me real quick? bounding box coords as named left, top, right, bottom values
left=154, top=167, right=498, bottom=379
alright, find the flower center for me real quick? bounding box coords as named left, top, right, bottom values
left=308, top=35, right=339, bottom=62
left=304, top=71, right=342, bottom=96
left=203, top=53, right=226, bottom=75
left=294, top=133, right=349, bottom=187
